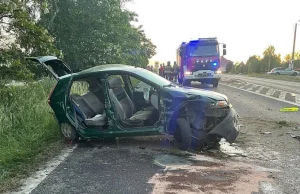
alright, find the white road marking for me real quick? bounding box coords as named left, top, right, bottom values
left=247, top=84, right=256, bottom=91
left=266, top=88, right=275, bottom=96
left=278, top=91, right=287, bottom=101
left=296, top=95, right=300, bottom=104
left=256, top=85, right=265, bottom=93
left=220, top=83, right=300, bottom=106
left=9, top=145, right=77, bottom=194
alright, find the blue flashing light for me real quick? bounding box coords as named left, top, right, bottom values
left=213, top=62, right=217, bottom=66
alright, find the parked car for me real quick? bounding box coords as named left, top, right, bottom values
left=268, top=67, right=299, bottom=76
left=27, top=56, right=240, bottom=150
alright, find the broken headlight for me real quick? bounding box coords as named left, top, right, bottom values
left=215, top=100, right=228, bottom=108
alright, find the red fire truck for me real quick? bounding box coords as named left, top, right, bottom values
left=176, top=38, right=226, bottom=87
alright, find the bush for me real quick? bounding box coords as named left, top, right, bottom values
left=0, top=78, right=61, bottom=192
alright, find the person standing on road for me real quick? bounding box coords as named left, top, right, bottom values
left=159, top=64, right=164, bottom=77
left=173, top=61, right=179, bottom=82
left=162, top=63, right=166, bottom=78
left=165, top=61, right=172, bottom=81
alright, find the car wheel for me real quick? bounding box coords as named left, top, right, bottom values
left=212, top=81, right=219, bottom=87
left=276, top=72, right=280, bottom=75
left=60, top=123, right=79, bottom=143
left=206, top=135, right=221, bottom=148
left=292, top=72, right=297, bottom=76
left=174, top=118, right=192, bottom=150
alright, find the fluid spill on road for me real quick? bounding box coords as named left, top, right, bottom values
left=150, top=148, right=281, bottom=194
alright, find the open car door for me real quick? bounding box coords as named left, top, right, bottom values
left=26, top=56, right=72, bottom=80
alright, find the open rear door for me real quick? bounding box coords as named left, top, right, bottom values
left=26, top=56, right=72, bottom=80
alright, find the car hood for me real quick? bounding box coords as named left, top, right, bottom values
left=164, top=86, right=228, bottom=101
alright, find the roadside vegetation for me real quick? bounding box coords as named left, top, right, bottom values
left=0, top=0, right=156, bottom=193
left=0, top=78, right=62, bottom=192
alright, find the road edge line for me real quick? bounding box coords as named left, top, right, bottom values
left=9, top=145, right=77, bottom=194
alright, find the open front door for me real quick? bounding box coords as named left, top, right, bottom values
left=26, top=56, right=72, bottom=80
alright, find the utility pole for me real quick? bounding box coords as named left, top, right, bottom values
left=291, top=23, right=298, bottom=69
left=268, top=53, right=271, bottom=72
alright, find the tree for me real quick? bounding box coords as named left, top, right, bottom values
left=0, top=0, right=59, bottom=79
left=246, top=55, right=260, bottom=73
left=40, top=0, right=156, bottom=70
left=261, top=45, right=281, bottom=72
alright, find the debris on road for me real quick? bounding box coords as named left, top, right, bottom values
left=280, top=107, right=299, bottom=112
left=260, top=132, right=272, bottom=135
left=278, top=120, right=289, bottom=126
left=291, top=134, right=300, bottom=140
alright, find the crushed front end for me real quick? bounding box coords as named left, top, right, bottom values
left=163, top=88, right=240, bottom=147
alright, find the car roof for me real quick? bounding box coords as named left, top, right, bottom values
left=75, top=64, right=144, bottom=76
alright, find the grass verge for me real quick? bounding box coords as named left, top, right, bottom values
left=0, top=78, right=64, bottom=193
left=248, top=73, right=300, bottom=82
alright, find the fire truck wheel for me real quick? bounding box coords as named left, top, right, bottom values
left=183, top=80, right=191, bottom=86
left=178, top=76, right=183, bottom=84
left=213, top=81, right=219, bottom=87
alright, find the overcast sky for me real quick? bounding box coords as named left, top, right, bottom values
left=126, top=0, right=300, bottom=63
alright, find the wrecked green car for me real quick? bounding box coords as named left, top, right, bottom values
left=28, top=56, right=239, bottom=150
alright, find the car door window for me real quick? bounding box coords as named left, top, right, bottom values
left=129, top=76, right=152, bottom=104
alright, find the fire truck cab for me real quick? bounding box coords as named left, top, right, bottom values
left=176, top=38, right=226, bottom=87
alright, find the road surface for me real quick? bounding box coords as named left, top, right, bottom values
left=11, top=75, right=300, bottom=194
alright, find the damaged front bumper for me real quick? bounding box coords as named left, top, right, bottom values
left=207, top=108, right=240, bottom=143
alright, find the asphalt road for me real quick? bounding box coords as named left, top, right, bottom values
left=13, top=76, right=300, bottom=194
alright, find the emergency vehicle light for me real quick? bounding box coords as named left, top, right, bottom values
left=213, top=62, right=217, bottom=66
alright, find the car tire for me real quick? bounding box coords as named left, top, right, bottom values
left=206, top=135, right=221, bottom=148
left=60, top=123, right=79, bottom=143
left=292, top=72, right=297, bottom=76
left=212, top=81, right=219, bottom=87
left=174, top=118, right=192, bottom=150
left=276, top=72, right=280, bottom=75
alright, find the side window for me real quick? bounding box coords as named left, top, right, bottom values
left=70, top=81, right=90, bottom=96
left=129, top=76, right=151, bottom=91
left=108, top=75, right=125, bottom=88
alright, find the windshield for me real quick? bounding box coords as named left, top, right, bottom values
left=189, top=45, right=219, bottom=57
left=133, top=68, right=171, bottom=86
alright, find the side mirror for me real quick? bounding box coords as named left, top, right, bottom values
left=223, top=49, right=226, bottom=56
left=223, top=44, right=226, bottom=49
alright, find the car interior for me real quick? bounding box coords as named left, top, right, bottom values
left=69, top=75, right=160, bottom=129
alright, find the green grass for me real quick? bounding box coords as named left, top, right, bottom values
left=0, top=78, right=64, bottom=193
left=247, top=73, right=300, bottom=83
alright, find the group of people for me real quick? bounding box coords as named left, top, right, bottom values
left=145, top=61, right=180, bottom=82
left=146, top=65, right=154, bottom=72
left=158, top=61, right=179, bottom=82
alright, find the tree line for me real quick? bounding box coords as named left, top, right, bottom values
left=226, top=45, right=300, bottom=74
left=0, top=0, right=156, bottom=80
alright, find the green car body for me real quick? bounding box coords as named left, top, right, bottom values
left=28, top=56, right=240, bottom=148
